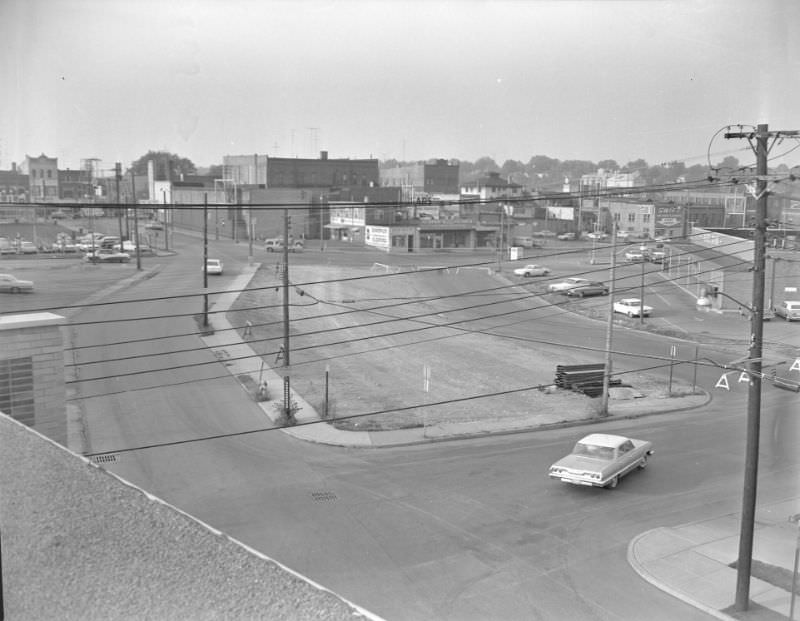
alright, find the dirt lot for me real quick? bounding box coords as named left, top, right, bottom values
left=230, top=261, right=706, bottom=431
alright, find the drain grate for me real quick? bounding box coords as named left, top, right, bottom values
left=91, top=454, right=119, bottom=464
left=311, top=491, right=338, bottom=502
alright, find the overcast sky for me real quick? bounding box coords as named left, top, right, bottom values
left=2, top=0, right=799, bottom=172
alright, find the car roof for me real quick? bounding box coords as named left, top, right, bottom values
left=784, top=301, right=800, bottom=306
left=578, top=433, right=629, bottom=448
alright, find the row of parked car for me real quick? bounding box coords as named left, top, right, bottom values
left=511, top=266, right=654, bottom=317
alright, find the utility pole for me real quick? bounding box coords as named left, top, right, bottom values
left=600, top=220, right=618, bottom=417
left=115, top=162, right=123, bottom=243
left=282, top=208, right=291, bottom=367
left=203, top=193, right=209, bottom=327
left=725, top=123, right=799, bottom=612
left=130, top=169, right=141, bottom=271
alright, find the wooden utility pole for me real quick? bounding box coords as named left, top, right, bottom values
left=725, top=124, right=799, bottom=612
left=203, top=193, right=209, bottom=327
left=282, top=208, right=290, bottom=366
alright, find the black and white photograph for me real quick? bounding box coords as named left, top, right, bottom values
left=1, top=1, right=799, bottom=619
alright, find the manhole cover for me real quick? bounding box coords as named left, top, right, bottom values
left=311, top=491, right=337, bottom=502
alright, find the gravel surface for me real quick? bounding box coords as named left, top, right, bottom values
left=230, top=263, right=707, bottom=432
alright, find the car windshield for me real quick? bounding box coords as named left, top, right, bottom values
left=573, top=443, right=614, bottom=460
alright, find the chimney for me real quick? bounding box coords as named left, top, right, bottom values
left=320, top=151, right=328, bottom=160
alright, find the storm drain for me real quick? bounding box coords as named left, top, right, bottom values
left=91, top=454, right=119, bottom=465
left=311, top=491, right=338, bottom=502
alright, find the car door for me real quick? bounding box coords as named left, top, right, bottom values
left=616, top=440, right=638, bottom=475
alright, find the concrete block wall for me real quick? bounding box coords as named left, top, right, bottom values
left=0, top=312, right=66, bottom=445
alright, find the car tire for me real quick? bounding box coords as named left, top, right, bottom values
left=606, top=476, right=619, bottom=489
left=523, top=273, right=531, bottom=278
left=627, top=311, right=633, bottom=317
left=637, top=456, right=648, bottom=469
left=11, top=287, right=20, bottom=293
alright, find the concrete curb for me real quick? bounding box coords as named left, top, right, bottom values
left=627, top=529, right=735, bottom=621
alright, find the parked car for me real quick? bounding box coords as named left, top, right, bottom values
left=547, top=277, right=591, bottom=293
left=51, top=210, right=69, bottom=219
left=624, top=249, right=645, bottom=262
left=564, top=281, right=609, bottom=297
left=616, top=230, right=631, bottom=239
left=775, top=300, right=800, bottom=322
left=145, top=221, right=164, bottom=230
left=18, top=241, right=38, bottom=254
left=99, top=236, right=121, bottom=249
left=512, top=236, right=537, bottom=248
left=586, top=232, right=608, bottom=240
left=548, top=433, right=653, bottom=489
left=113, top=241, right=139, bottom=253
left=513, top=264, right=550, bottom=277
left=557, top=232, right=576, bottom=241
left=647, top=249, right=666, bottom=263
left=84, top=249, right=131, bottom=263
left=613, top=298, right=653, bottom=317
left=205, top=258, right=223, bottom=275
left=0, top=273, right=34, bottom=293
left=264, top=238, right=304, bottom=252
left=534, top=230, right=557, bottom=238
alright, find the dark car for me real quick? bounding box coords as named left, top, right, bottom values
left=564, top=281, right=609, bottom=297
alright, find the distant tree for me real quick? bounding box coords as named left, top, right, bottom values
left=500, top=159, right=525, bottom=175
left=597, top=159, right=619, bottom=171
left=130, top=150, right=197, bottom=180
left=473, top=156, right=500, bottom=173
left=714, top=155, right=741, bottom=171
left=527, top=155, right=559, bottom=173
left=624, top=159, right=649, bottom=172
left=206, top=164, right=224, bottom=178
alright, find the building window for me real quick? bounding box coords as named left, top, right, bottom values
left=643, top=214, right=650, bottom=223
left=628, top=213, right=636, bottom=223
left=0, top=356, right=35, bottom=426
left=47, top=169, right=52, bottom=179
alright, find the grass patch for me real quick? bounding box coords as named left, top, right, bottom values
left=729, top=558, right=799, bottom=594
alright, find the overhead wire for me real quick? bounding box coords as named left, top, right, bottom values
left=62, top=233, right=751, bottom=371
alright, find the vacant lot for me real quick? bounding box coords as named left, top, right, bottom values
left=230, top=261, right=702, bottom=431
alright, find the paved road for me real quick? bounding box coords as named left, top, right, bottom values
left=12, top=226, right=797, bottom=620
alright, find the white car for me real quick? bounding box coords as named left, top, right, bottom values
left=624, top=250, right=645, bottom=262
left=549, top=433, right=653, bottom=489
left=613, top=298, right=653, bottom=317
left=586, top=232, right=608, bottom=240
left=0, top=273, right=34, bottom=293
left=547, top=277, right=590, bottom=293
left=113, top=241, right=139, bottom=253
left=205, top=259, right=223, bottom=275
left=513, top=264, right=550, bottom=277
left=616, top=230, right=631, bottom=239
left=84, top=249, right=131, bottom=263
left=775, top=300, right=800, bottom=321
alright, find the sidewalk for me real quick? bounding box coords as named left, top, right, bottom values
left=629, top=499, right=800, bottom=621
left=204, top=264, right=798, bottom=621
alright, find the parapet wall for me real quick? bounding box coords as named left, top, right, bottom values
left=0, top=413, right=380, bottom=620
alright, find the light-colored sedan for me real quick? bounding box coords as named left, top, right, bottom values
left=775, top=300, right=800, bottom=322
left=205, top=258, right=224, bottom=275
left=613, top=298, right=653, bottom=317
left=547, top=277, right=590, bottom=293
left=0, top=273, right=34, bottom=293
left=513, top=264, right=550, bottom=277
left=548, top=433, right=653, bottom=489
left=84, top=249, right=131, bottom=263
